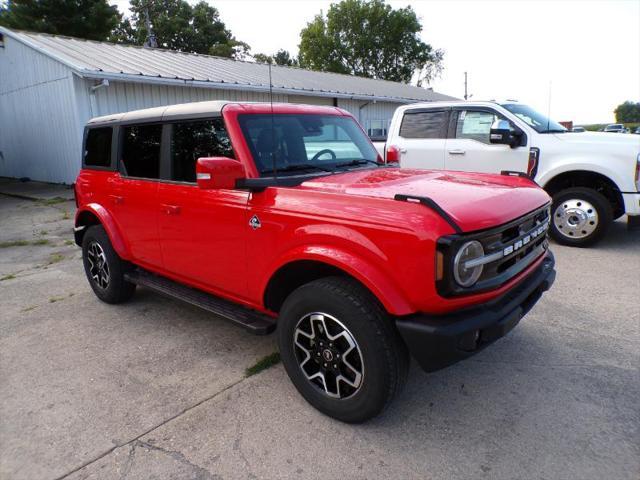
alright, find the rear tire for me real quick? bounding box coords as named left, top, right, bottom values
left=277, top=276, right=409, bottom=423
left=82, top=225, right=136, bottom=304
left=549, top=187, right=612, bottom=247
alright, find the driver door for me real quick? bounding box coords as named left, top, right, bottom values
left=444, top=108, right=529, bottom=174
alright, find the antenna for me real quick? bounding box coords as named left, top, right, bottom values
left=268, top=62, right=277, bottom=180
left=547, top=80, right=552, bottom=132
left=464, top=71, right=468, bottom=100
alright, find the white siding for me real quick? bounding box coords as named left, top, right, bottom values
left=0, top=36, right=81, bottom=183
left=0, top=34, right=405, bottom=184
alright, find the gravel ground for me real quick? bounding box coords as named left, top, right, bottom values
left=0, top=186, right=638, bottom=480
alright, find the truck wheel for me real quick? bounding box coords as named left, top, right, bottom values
left=550, top=187, right=612, bottom=247
left=81, top=225, right=136, bottom=304
left=277, top=276, right=409, bottom=423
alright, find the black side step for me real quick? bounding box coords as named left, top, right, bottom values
left=124, top=269, right=276, bottom=335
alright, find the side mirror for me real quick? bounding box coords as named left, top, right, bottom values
left=196, top=157, right=245, bottom=190
left=490, top=119, right=513, bottom=146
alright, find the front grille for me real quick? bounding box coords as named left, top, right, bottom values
left=437, top=204, right=551, bottom=297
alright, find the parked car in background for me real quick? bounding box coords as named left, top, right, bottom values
left=375, top=101, right=640, bottom=246
left=572, top=126, right=586, bottom=133
left=604, top=124, right=628, bottom=133
left=74, top=101, right=556, bottom=423
left=634, top=126, right=640, bottom=135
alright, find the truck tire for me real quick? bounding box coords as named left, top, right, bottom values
left=81, top=225, right=136, bottom=304
left=550, top=187, right=612, bottom=247
left=277, top=276, right=409, bottom=423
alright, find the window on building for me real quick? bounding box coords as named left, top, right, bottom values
left=366, top=119, right=388, bottom=140
left=399, top=110, right=449, bottom=139
left=84, top=127, right=112, bottom=168
left=455, top=110, right=506, bottom=144
left=121, top=124, right=162, bottom=179
left=170, top=118, right=234, bottom=183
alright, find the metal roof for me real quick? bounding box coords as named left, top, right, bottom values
left=1, top=27, right=457, bottom=104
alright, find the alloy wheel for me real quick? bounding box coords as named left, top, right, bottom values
left=87, top=241, right=110, bottom=289
left=293, top=312, right=364, bottom=399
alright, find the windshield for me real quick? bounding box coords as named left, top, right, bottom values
left=238, top=114, right=380, bottom=176
left=501, top=103, right=567, bottom=133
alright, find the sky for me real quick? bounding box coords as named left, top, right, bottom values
left=111, top=0, right=640, bottom=124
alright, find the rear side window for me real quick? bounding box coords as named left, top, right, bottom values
left=170, top=118, right=234, bottom=183
left=121, top=124, right=162, bottom=179
left=399, top=110, right=448, bottom=139
left=84, top=127, right=112, bottom=168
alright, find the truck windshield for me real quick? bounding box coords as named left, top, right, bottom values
left=238, top=114, right=380, bottom=176
left=501, top=103, right=567, bottom=134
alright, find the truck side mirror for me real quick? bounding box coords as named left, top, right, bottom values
left=490, top=119, right=524, bottom=148
left=196, top=157, right=245, bottom=190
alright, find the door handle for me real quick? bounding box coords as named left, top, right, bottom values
left=448, top=149, right=466, bottom=155
left=109, top=195, right=124, bottom=205
left=162, top=204, right=181, bottom=215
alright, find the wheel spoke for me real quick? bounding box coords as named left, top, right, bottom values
left=86, top=241, right=110, bottom=290
left=293, top=312, right=364, bottom=400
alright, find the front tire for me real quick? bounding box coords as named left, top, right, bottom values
left=277, top=276, right=409, bottom=423
left=550, top=187, right=612, bottom=247
left=82, top=225, right=136, bottom=304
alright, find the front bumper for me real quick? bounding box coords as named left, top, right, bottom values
left=396, top=251, right=556, bottom=372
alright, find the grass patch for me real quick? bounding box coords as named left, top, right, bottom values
left=61, top=211, right=71, bottom=220
left=0, top=239, right=50, bottom=248
left=1, top=274, right=16, bottom=281
left=39, top=197, right=68, bottom=206
left=21, top=305, right=37, bottom=312
left=48, top=296, right=65, bottom=303
left=245, top=352, right=281, bottom=377
left=47, top=253, right=65, bottom=265
left=39, top=230, right=48, bottom=236
left=64, top=239, right=74, bottom=246
left=0, top=240, right=30, bottom=248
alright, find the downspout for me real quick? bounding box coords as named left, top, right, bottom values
left=88, top=79, right=110, bottom=117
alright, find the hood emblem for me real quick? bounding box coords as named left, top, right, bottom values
left=249, top=215, right=261, bottom=230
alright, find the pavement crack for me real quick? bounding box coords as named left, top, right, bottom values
left=135, top=440, right=220, bottom=479
left=53, top=377, right=246, bottom=480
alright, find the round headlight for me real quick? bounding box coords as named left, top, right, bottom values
left=453, top=240, right=484, bottom=287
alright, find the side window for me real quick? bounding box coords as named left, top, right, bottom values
left=121, top=124, right=162, bottom=179
left=456, top=110, right=504, bottom=144
left=170, top=118, right=234, bottom=183
left=399, top=110, right=448, bottom=139
left=84, top=127, right=112, bottom=168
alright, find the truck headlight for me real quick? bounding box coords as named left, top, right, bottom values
left=453, top=240, right=484, bottom=287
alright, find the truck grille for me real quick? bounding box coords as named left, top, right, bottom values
left=437, top=204, right=551, bottom=297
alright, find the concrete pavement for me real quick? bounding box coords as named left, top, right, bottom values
left=1, top=182, right=638, bottom=480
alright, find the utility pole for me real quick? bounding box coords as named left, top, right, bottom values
left=464, top=71, right=468, bottom=100
left=143, top=7, right=157, bottom=49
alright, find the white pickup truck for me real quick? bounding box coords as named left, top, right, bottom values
left=376, top=101, right=640, bottom=246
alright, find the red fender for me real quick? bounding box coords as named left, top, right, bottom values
left=263, top=245, right=414, bottom=316
left=75, top=204, right=131, bottom=260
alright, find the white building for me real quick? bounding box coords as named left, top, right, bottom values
left=0, top=27, right=455, bottom=184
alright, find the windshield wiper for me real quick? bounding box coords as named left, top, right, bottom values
left=260, top=164, right=334, bottom=175
left=334, top=159, right=381, bottom=169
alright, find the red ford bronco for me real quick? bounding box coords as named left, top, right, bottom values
left=75, top=101, right=556, bottom=422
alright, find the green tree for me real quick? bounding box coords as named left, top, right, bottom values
left=0, top=0, right=121, bottom=41
left=298, top=0, right=443, bottom=84
left=110, top=0, right=249, bottom=59
left=253, top=49, right=298, bottom=66
left=614, top=101, right=640, bottom=123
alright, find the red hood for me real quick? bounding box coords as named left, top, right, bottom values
left=299, top=168, right=550, bottom=232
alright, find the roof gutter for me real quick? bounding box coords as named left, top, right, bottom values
left=76, top=70, right=425, bottom=104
